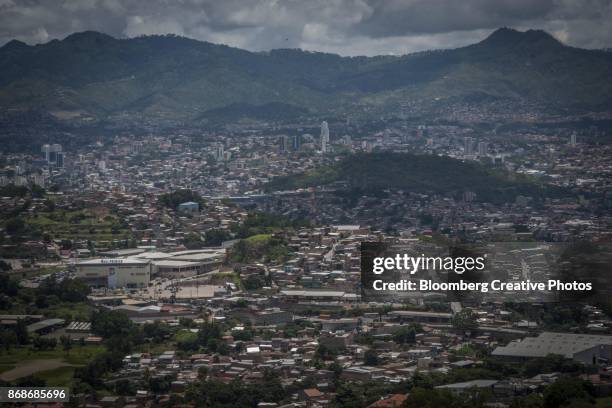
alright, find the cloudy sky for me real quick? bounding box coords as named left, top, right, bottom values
left=1, top=0, right=611, bottom=56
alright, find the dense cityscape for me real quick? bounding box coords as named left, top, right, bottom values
left=0, top=108, right=611, bottom=407
left=1, top=1, right=612, bottom=406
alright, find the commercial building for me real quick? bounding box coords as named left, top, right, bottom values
left=464, top=137, right=475, bottom=156
left=75, top=258, right=151, bottom=288
left=76, top=249, right=225, bottom=287
left=41, top=143, right=64, bottom=167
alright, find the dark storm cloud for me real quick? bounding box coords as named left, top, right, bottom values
left=353, top=0, right=557, bottom=37
left=0, top=0, right=611, bottom=56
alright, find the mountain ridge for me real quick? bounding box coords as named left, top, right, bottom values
left=1, top=27, right=611, bottom=120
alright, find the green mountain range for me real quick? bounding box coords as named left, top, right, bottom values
left=1, top=28, right=611, bottom=120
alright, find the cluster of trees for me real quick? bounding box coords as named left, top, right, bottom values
left=0, top=275, right=93, bottom=350
left=183, top=229, right=232, bottom=249
left=0, top=273, right=18, bottom=296
left=392, top=323, right=421, bottom=345
left=503, top=302, right=596, bottom=331
left=0, top=184, right=45, bottom=198
left=204, top=228, right=232, bottom=246
left=229, top=234, right=291, bottom=264
left=4, top=217, right=27, bottom=236
left=327, top=371, right=596, bottom=408
left=158, top=189, right=205, bottom=210
left=37, top=276, right=90, bottom=303
left=176, top=320, right=229, bottom=354
left=183, top=232, right=205, bottom=249
left=522, top=354, right=585, bottom=378
left=231, top=329, right=253, bottom=342
left=75, top=350, right=125, bottom=388
left=91, top=309, right=135, bottom=340
left=267, top=152, right=569, bottom=205
left=451, top=309, right=479, bottom=332
left=314, top=344, right=337, bottom=361
left=73, top=309, right=142, bottom=390
left=182, top=373, right=287, bottom=407
left=0, top=319, right=28, bottom=350
left=331, top=379, right=410, bottom=408
left=242, top=273, right=268, bottom=290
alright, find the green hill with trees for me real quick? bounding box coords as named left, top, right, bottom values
left=266, top=152, right=568, bottom=204
left=1, top=28, right=611, bottom=122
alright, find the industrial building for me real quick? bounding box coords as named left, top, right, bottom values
left=492, top=332, right=612, bottom=365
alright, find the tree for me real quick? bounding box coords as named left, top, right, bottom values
left=404, top=386, right=491, bottom=408
left=197, top=320, right=223, bottom=352
left=315, top=344, right=336, bottom=361
left=197, top=366, right=208, bottom=381
left=452, top=309, right=478, bottom=332
left=183, top=232, right=204, bottom=249
left=243, top=274, right=265, bottom=290
left=15, top=319, right=29, bottom=345
left=91, top=309, right=133, bottom=338
left=60, top=335, right=72, bottom=354
left=43, top=199, right=56, bottom=212
left=328, top=361, right=343, bottom=378
left=523, top=354, right=584, bottom=377
left=0, top=274, right=18, bottom=295
left=143, top=321, right=172, bottom=343
left=32, top=336, right=57, bottom=350
left=332, top=383, right=366, bottom=408
left=364, top=349, right=379, bottom=366
left=5, top=217, right=25, bottom=235
left=0, top=329, right=17, bottom=351
left=158, top=189, right=204, bottom=210
left=510, top=394, right=544, bottom=408
left=75, top=351, right=124, bottom=387
left=30, top=184, right=45, bottom=198
left=392, top=324, right=419, bottom=345
left=231, top=329, right=253, bottom=342
left=405, top=387, right=460, bottom=408
left=543, top=377, right=595, bottom=408
left=411, top=371, right=434, bottom=389
left=38, top=277, right=91, bottom=302
left=204, top=228, right=231, bottom=246
left=115, top=378, right=135, bottom=396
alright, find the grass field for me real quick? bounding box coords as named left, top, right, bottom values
left=0, top=344, right=105, bottom=369
left=0, top=344, right=105, bottom=386
left=34, top=366, right=76, bottom=387
left=597, top=397, right=612, bottom=408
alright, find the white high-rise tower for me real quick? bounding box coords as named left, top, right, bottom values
left=320, top=121, right=329, bottom=153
